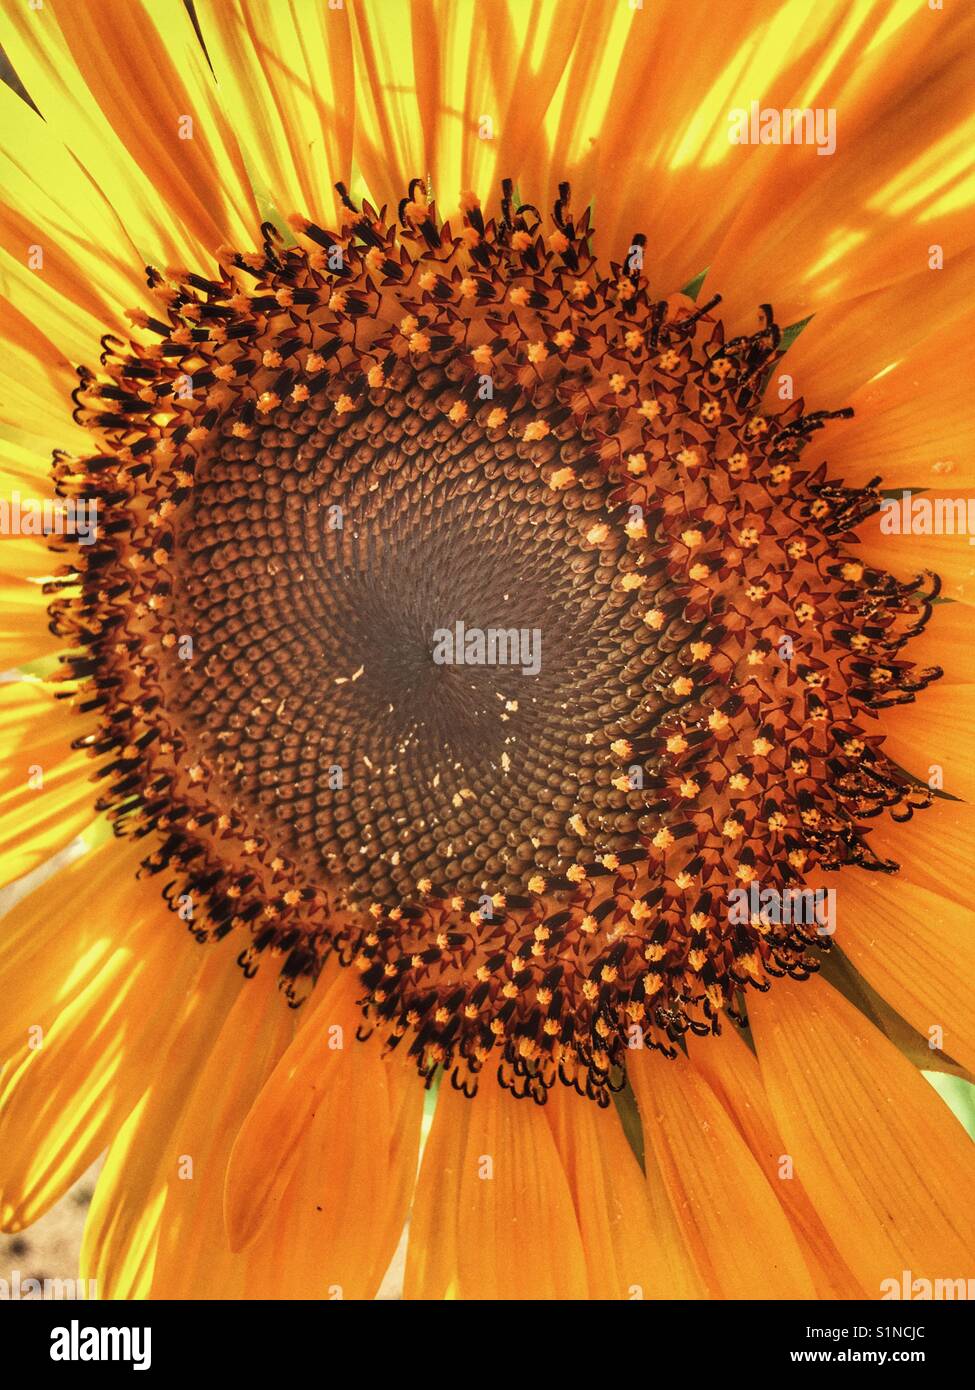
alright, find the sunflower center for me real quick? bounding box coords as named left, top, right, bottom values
left=167, top=355, right=681, bottom=905
left=55, top=179, right=941, bottom=1098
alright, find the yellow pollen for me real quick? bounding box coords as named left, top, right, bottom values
left=522, top=420, right=550, bottom=442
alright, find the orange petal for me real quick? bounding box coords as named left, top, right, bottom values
left=897, top=601, right=975, bottom=685
left=880, top=682, right=975, bottom=801
left=860, top=797, right=975, bottom=907
left=856, top=490, right=975, bottom=607
left=241, top=1040, right=422, bottom=1301
left=690, top=1025, right=864, bottom=1298
left=827, top=319, right=975, bottom=491
left=224, top=962, right=390, bottom=1258
left=749, top=972, right=975, bottom=1295
left=547, top=1083, right=703, bottom=1299
left=782, top=246, right=975, bottom=405
left=403, top=1080, right=469, bottom=1300
left=149, top=964, right=295, bottom=1299
left=628, top=1046, right=817, bottom=1298
left=406, top=1080, right=588, bottom=1299
left=838, top=875, right=975, bottom=1078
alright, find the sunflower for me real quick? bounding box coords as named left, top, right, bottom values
left=1, top=0, right=973, bottom=1304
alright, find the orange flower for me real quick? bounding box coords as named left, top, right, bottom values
left=0, top=0, right=973, bottom=1307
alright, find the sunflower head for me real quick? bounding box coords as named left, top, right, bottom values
left=1, top=0, right=972, bottom=1309
left=48, top=173, right=941, bottom=1102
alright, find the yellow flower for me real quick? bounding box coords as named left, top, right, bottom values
left=0, top=0, right=973, bottom=1310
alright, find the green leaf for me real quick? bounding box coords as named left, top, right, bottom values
left=759, top=314, right=814, bottom=396
left=612, top=1076, right=646, bottom=1173
left=884, top=755, right=962, bottom=804
left=680, top=267, right=709, bottom=302
left=923, top=1071, right=975, bottom=1140
left=777, top=314, right=814, bottom=354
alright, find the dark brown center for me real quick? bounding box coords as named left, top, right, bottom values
left=167, top=356, right=697, bottom=906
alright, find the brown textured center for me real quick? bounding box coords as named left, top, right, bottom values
left=168, top=357, right=696, bottom=905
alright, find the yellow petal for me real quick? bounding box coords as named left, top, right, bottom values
left=0, top=831, right=139, bottom=1062
left=0, top=579, right=65, bottom=672
left=80, top=938, right=245, bottom=1298
left=0, top=84, right=148, bottom=338
left=0, top=883, right=201, bottom=1230
left=0, top=304, right=86, bottom=447
left=0, top=681, right=97, bottom=886
left=0, top=0, right=256, bottom=267
left=194, top=0, right=355, bottom=227
left=706, top=3, right=975, bottom=326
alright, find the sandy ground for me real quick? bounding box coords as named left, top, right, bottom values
left=0, top=1165, right=98, bottom=1296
